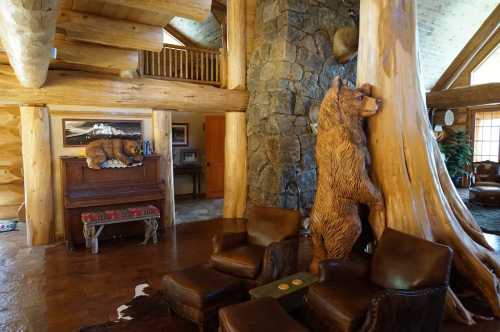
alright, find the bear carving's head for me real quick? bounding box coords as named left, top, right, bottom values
left=319, top=76, right=381, bottom=132
left=123, top=139, right=141, bottom=157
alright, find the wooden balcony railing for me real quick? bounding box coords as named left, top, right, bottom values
left=140, top=44, right=223, bottom=87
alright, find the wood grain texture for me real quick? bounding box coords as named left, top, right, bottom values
left=153, top=110, right=176, bottom=228
left=0, top=107, right=23, bottom=219
left=54, top=38, right=139, bottom=71
left=99, top=0, right=211, bottom=22
left=57, top=9, right=164, bottom=52
left=62, top=0, right=173, bottom=26
left=226, top=0, right=246, bottom=90
left=432, top=4, right=500, bottom=91
left=0, top=0, right=60, bottom=88
left=358, top=0, right=499, bottom=323
left=426, top=83, right=500, bottom=108
left=0, top=65, right=248, bottom=112
left=20, top=105, right=54, bottom=245
left=223, top=112, right=247, bottom=218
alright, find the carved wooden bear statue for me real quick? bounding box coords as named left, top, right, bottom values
left=310, top=76, right=383, bottom=273
left=86, top=138, right=143, bottom=169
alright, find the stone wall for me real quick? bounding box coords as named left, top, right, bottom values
left=247, top=0, right=358, bottom=213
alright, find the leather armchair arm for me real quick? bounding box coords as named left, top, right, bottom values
left=319, top=254, right=370, bottom=282
left=212, top=232, right=247, bottom=254
left=257, top=237, right=299, bottom=285
left=360, top=286, right=448, bottom=332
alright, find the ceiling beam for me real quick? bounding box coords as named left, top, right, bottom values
left=0, top=65, right=248, bottom=112
left=165, top=25, right=197, bottom=47
left=0, top=0, right=60, bottom=88
left=54, top=38, right=139, bottom=71
left=99, top=0, right=212, bottom=22
left=426, top=83, right=500, bottom=108
left=57, top=10, right=164, bottom=52
left=431, top=4, right=500, bottom=91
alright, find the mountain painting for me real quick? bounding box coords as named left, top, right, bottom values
left=63, top=119, right=143, bottom=146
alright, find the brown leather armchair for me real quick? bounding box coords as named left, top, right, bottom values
left=210, top=206, right=302, bottom=286
left=473, top=160, right=500, bottom=185
left=306, top=228, right=453, bottom=332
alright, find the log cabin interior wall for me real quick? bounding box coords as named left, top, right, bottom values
left=48, top=106, right=153, bottom=239
left=0, top=106, right=23, bottom=219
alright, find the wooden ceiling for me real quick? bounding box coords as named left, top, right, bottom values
left=61, top=0, right=173, bottom=26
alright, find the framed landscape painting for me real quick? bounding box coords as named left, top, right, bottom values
left=63, top=119, right=143, bottom=146
left=172, top=123, right=189, bottom=146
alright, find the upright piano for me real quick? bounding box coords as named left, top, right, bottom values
left=61, top=155, right=165, bottom=249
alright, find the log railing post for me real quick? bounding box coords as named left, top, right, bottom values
left=152, top=109, right=176, bottom=228
left=20, top=104, right=54, bottom=245
left=224, top=0, right=247, bottom=218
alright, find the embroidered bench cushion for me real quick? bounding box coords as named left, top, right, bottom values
left=81, top=205, right=160, bottom=223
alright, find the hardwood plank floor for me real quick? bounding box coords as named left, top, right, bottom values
left=0, top=220, right=498, bottom=331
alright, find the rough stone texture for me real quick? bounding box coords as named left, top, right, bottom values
left=247, top=0, right=358, bottom=214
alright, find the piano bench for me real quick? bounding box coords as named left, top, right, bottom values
left=81, top=205, right=161, bottom=254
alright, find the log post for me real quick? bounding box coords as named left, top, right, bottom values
left=153, top=110, right=176, bottom=228
left=224, top=0, right=248, bottom=218
left=357, top=0, right=500, bottom=322
left=0, top=0, right=60, bottom=88
left=20, top=105, right=54, bottom=245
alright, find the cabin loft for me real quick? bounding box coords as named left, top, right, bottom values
left=0, top=0, right=499, bottom=331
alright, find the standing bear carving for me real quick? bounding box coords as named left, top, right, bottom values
left=310, top=76, right=383, bottom=273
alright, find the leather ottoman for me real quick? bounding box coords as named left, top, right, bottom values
left=470, top=185, right=500, bottom=206
left=162, top=265, right=246, bottom=331
left=219, top=297, right=309, bottom=332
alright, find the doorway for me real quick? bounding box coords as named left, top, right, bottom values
left=172, top=112, right=225, bottom=224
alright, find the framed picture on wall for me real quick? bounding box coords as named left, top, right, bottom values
left=172, top=123, right=189, bottom=146
left=62, top=119, right=143, bottom=147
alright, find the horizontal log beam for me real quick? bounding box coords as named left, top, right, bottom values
left=426, top=83, right=500, bottom=108
left=54, top=39, right=139, bottom=71
left=57, top=10, right=164, bottom=52
left=0, top=65, right=248, bottom=112
left=0, top=0, right=60, bottom=88
left=100, top=0, right=212, bottom=22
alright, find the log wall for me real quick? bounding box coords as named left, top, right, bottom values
left=0, top=106, right=23, bottom=219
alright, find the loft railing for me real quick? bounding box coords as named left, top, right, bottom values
left=140, top=44, right=223, bottom=86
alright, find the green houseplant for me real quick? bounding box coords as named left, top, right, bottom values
left=439, top=129, right=472, bottom=184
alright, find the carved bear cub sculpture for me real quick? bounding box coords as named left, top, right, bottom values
left=86, top=138, right=143, bottom=169
left=310, top=76, right=383, bottom=273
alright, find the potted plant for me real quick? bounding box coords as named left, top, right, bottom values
left=439, top=129, right=473, bottom=187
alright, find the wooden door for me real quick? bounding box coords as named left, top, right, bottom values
left=205, top=116, right=225, bottom=198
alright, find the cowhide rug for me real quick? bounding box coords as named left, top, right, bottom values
left=80, top=284, right=196, bottom=332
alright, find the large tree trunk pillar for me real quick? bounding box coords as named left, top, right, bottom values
left=0, top=0, right=59, bottom=88
left=153, top=110, right=176, bottom=228
left=357, top=0, right=500, bottom=323
left=20, top=105, right=54, bottom=245
left=224, top=0, right=248, bottom=218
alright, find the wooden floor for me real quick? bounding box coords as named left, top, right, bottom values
left=0, top=220, right=499, bottom=332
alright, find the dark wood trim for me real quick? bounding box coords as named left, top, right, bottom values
left=431, top=4, right=500, bottom=91
left=426, top=83, right=500, bottom=108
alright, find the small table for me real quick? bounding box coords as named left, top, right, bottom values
left=249, top=272, right=318, bottom=312
left=174, top=164, right=202, bottom=198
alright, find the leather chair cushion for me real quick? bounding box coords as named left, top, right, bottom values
left=211, top=244, right=266, bottom=279
left=370, top=228, right=452, bottom=290
left=247, top=207, right=301, bottom=247
left=307, top=279, right=379, bottom=332
left=162, top=265, right=243, bottom=309
left=219, top=297, right=309, bottom=332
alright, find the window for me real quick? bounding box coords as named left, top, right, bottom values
left=473, top=111, right=500, bottom=162
left=471, top=44, right=499, bottom=85
left=163, top=29, right=184, bottom=46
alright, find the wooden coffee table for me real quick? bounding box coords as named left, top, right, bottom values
left=470, top=185, right=500, bottom=207
left=249, top=272, right=318, bottom=312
